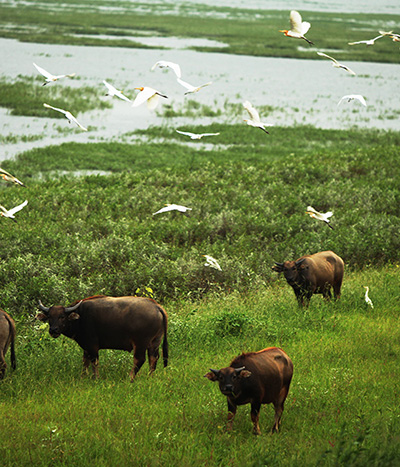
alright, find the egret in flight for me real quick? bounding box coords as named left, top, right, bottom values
left=348, top=34, right=385, bottom=46
left=132, top=87, right=168, bottom=110
left=177, top=78, right=212, bottom=95
left=317, top=52, right=356, bottom=75
left=0, top=168, right=25, bottom=187
left=364, top=286, right=374, bottom=308
left=338, top=95, right=367, bottom=107
left=243, top=100, right=273, bottom=134
left=203, top=255, right=222, bottom=271
left=280, top=10, right=313, bottom=45
left=0, top=200, right=28, bottom=222
left=103, top=80, right=131, bottom=102
left=153, top=204, right=192, bottom=216
left=306, top=206, right=334, bottom=230
left=43, top=103, right=88, bottom=131
left=33, top=62, right=75, bottom=86
left=151, top=60, right=182, bottom=78
left=176, top=130, right=220, bottom=140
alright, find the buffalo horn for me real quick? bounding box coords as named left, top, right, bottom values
left=64, top=300, right=83, bottom=314
left=38, top=300, right=50, bottom=314
left=210, top=369, right=220, bottom=377
left=234, top=366, right=246, bottom=374
left=274, top=262, right=284, bottom=267
left=295, top=258, right=306, bottom=267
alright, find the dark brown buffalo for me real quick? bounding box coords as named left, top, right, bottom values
left=272, top=250, right=344, bottom=306
left=37, top=295, right=168, bottom=380
left=205, top=347, right=293, bottom=435
left=0, top=309, right=16, bottom=379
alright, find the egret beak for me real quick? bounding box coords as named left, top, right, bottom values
left=134, top=87, right=144, bottom=91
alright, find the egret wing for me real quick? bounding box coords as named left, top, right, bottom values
left=33, top=63, right=53, bottom=79
left=243, top=101, right=261, bottom=123
left=176, top=130, right=195, bottom=137
left=132, top=87, right=156, bottom=107
left=289, top=10, right=303, bottom=34
left=43, top=103, right=67, bottom=115
left=146, top=93, right=160, bottom=110
left=177, top=78, right=194, bottom=91
left=8, top=200, right=28, bottom=215
left=317, top=52, right=338, bottom=64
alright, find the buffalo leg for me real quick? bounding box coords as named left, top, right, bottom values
left=0, top=350, right=6, bottom=379
left=82, top=351, right=99, bottom=378
left=272, top=387, right=288, bottom=433
left=130, top=347, right=146, bottom=381
left=147, top=335, right=162, bottom=373
left=250, top=401, right=262, bottom=435
left=227, top=398, right=237, bottom=431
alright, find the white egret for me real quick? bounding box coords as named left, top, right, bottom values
left=317, top=52, right=356, bottom=75
left=0, top=168, right=25, bottom=187
left=203, top=255, right=222, bottom=271
left=243, top=100, right=273, bottom=134
left=306, top=206, right=334, bottom=230
left=348, top=34, right=385, bottom=46
left=176, top=130, right=220, bottom=140
left=379, top=30, right=400, bottom=41
left=33, top=62, right=76, bottom=86
left=176, top=78, right=212, bottom=95
left=151, top=60, right=182, bottom=78
left=337, top=95, right=367, bottom=107
left=103, top=80, right=131, bottom=102
left=132, top=87, right=168, bottom=110
left=364, top=286, right=374, bottom=308
left=43, top=103, right=88, bottom=131
left=153, top=204, right=192, bottom=216
left=280, top=10, right=313, bottom=45
left=0, top=200, right=28, bottom=222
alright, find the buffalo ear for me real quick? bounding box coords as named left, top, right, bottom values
left=68, top=312, right=80, bottom=321
left=204, top=369, right=219, bottom=381
left=36, top=313, right=48, bottom=322
left=239, top=370, right=252, bottom=378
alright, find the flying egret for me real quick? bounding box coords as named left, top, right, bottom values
left=132, top=87, right=168, bottom=110
left=0, top=200, right=28, bottom=222
left=337, top=95, right=367, bottom=107
left=153, top=204, right=192, bottom=216
left=151, top=60, right=182, bottom=78
left=176, top=78, right=212, bottom=95
left=0, top=168, right=25, bottom=187
left=364, top=286, right=374, bottom=308
left=379, top=30, right=400, bottom=41
left=243, top=100, right=274, bottom=134
left=348, top=34, right=385, bottom=46
left=317, top=52, right=356, bottom=75
left=33, top=62, right=75, bottom=86
left=103, top=80, right=131, bottom=102
left=43, top=103, right=88, bottom=131
left=176, top=130, right=220, bottom=140
left=203, top=255, right=222, bottom=271
left=306, top=206, right=334, bottom=230
left=280, top=10, right=313, bottom=45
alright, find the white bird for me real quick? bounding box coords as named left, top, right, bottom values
left=317, top=52, right=356, bottom=75
left=176, top=130, right=220, bottom=140
left=33, top=62, right=76, bottom=86
left=348, top=34, right=385, bottom=46
left=0, top=200, right=28, bottom=222
left=43, top=103, right=88, bottom=131
left=151, top=60, right=182, bottom=78
left=243, top=101, right=274, bottom=134
left=132, top=87, right=168, bottom=110
left=0, top=168, right=25, bottom=187
left=337, top=95, right=367, bottom=107
left=364, top=286, right=374, bottom=308
left=306, top=206, right=334, bottom=230
left=152, top=204, right=192, bottom=216
left=203, top=255, right=222, bottom=271
left=176, top=78, right=212, bottom=95
left=280, top=10, right=313, bottom=45
left=103, top=80, right=131, bottom=102
left=379, top=30, right=400, bottom=41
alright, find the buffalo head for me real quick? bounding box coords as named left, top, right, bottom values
left=205, top=366, right=252, bottom=397
left=272, top=258, right=306, bottom=285
left=37, top=300, right=82, bottom=338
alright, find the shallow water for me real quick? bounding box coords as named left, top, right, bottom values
left=1, top=38, right=399, bottom=161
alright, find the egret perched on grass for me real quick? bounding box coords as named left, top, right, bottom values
left=153, top=204, right=192, bottom=216
left=348, top=34, right=385, bottom=46
left=0, top=200, right=28, bottom=222
left=203, top=255, right=222, bottom=271
left=364, top=286, right=374, bottom=308
left=132, top=87, right=168, bottom=110
left=280, top=10, right=313, bottom=45
left=33, top=62, right=75, bottom=86
left=176, top=78, right=212, bottom=95
left=43, top=103, right=88, bottom=131
left=243, top=100, right=273, bottom=134
left=0, top=168, right=25, bottom=187
left=306, top=206, right=334, bottom=230
left=176, top=130, right=220, bottom=140
left=317, top=52, right=356, bottom=75
left=103, top=80, right=131, bottom=102
left=337, top=95, right=367, bottom=107
left=151, top=60, right=182, bottom=78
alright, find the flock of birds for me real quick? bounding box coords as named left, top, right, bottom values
left=3, top=10, right=390, bottom=306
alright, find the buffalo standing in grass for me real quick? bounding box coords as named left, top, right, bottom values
left=272, top=250, right=344, bottom=307
left=37, top=295, right=168, bottom=380
left=205, top=347, right=293, bottom=435
left=0, top=309, right=16, bottom=379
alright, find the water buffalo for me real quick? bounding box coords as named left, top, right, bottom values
left=0, top=309, right=16, bottom=379
left=205, top=347, right=293, bottom=435
left=272, top=250, right=344, bottom=306
left=36, top=295, right=168, bottom=380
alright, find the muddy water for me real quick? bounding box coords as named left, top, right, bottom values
left=1, top=38, right=400, bottom=160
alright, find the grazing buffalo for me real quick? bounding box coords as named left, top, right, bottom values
left=272, top=250, right=344, bottom=306
left=0, top=309, right=16, bottom=379
left=205, top=347, right=293, bottom=435
left=37, top=295, right=168, bottom=380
